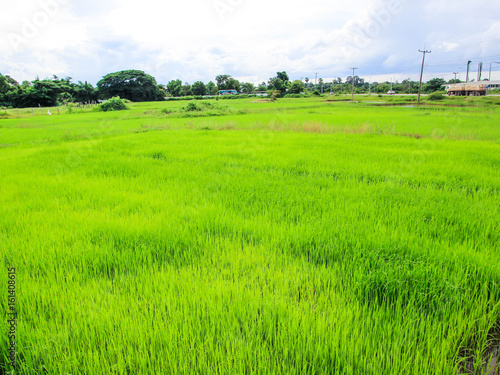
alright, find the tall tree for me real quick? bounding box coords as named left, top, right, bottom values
left=276, top=71, right=289, bottom=82
left=181, top=83, right=192, bottom=96
left=240, top=82, right=255, bottom=93
left=97, top=70, right=164, bottom=102
left=216, top=75, right=231, bottom=90
left=424, top=78, right=446, bottom=93
left=207, top=81, right=218, bottom=95
left=268, top=71, right=290, bottom=94
left=166, top=79, right=182, bottom=97
left=191, top=81, right=207, bottom=96
left=288, top=80, right=305, bottom=94
left=73, top=81, right=98, bottom=103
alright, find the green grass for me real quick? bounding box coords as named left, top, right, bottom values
left=1, top=97, right=499, bottom=374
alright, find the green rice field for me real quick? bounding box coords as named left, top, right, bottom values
left=1, top=96, right=499, bottom=374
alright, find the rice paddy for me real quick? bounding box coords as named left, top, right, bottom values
left=1, top=96, right=499, bottom=374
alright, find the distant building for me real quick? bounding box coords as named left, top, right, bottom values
left=218, top=90, right=238, bottom=95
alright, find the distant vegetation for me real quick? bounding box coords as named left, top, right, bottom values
left=1, top=69, right=487, bottom=109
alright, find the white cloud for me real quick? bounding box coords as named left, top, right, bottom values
left=1, top=0, right=500, bottom=84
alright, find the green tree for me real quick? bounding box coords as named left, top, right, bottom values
left=424, top=78, right=446, bottom=93
left=226, top=78, right=240, bottom=92
left=288, top=80, right=305, bottom=94
left=216, top=75, right=240, bottom=92
left=167, top=79, right=183, bottom=97
left=216, top=74, right=231, bottom=90
left=4, top=75, right=19, bottom=87
left=181, top=83, right=192, bottom=96
left=207, top=81, right=218, bottom=95
left=345, top=76, right=364, bottom=87
left=191, top=81, right=207, bottom=96
left=240, top=82, right=255, bottom=93
left=0, top=74, right=10, bottom=94
left=73, top=81, right=99, bottom=103
left=97, top=70, right=164, bottom=102
left=268, top=71, right=290, bottom=94
left=276, top=72, right=289, bottom=82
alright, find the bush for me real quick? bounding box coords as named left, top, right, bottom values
left=185, top=101, right=202, bottom=111
left=98, top=97, right=128, bottom=111
left=428, top=92, right=445, bottom=101
left=312, top=90, right=321, bottom=96
left=182, top=101, right=228, bottom=113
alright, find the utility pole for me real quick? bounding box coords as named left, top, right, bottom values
left=418, top=49, right=431, bottom=103
left=350, top=67, right=358, bottom=100
left=466, top=60, right=471, bottom=82
left=489, top=62, right=500, bottom=81
left=314, top=73, right=318, bottom=89
left=453, top=72, right=458, bottom=81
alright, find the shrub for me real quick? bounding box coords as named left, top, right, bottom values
left=98, top=97, right=128, bottom=111
left=312, top=90, right=321, bottom=96
left=182, top=101, right=228, bottom=113
left=185, top=101, right=202, bottom=111
left=428, top=92, right=445, bottom=101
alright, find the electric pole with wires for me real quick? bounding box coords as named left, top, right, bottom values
left=418, top=49, right=431, bottom=103
left=350, top=67, right=358, bottom=100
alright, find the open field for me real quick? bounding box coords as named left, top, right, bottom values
left=1, top=96, right=499, bottom=374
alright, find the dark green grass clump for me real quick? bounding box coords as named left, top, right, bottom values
left=98, top=96, right=129, bottom=112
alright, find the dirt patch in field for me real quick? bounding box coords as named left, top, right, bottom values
left=263, top=121, right=375, bottom=135
left=396, top=133, right=423, bottom=139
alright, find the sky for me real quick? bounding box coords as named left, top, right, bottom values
left=1, top=0, right=500, bottom=86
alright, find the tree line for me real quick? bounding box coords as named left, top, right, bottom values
left=0, top=69, right=459, bottom=108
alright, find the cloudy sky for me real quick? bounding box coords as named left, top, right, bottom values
left=1, top=0, right=500, bottom=85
